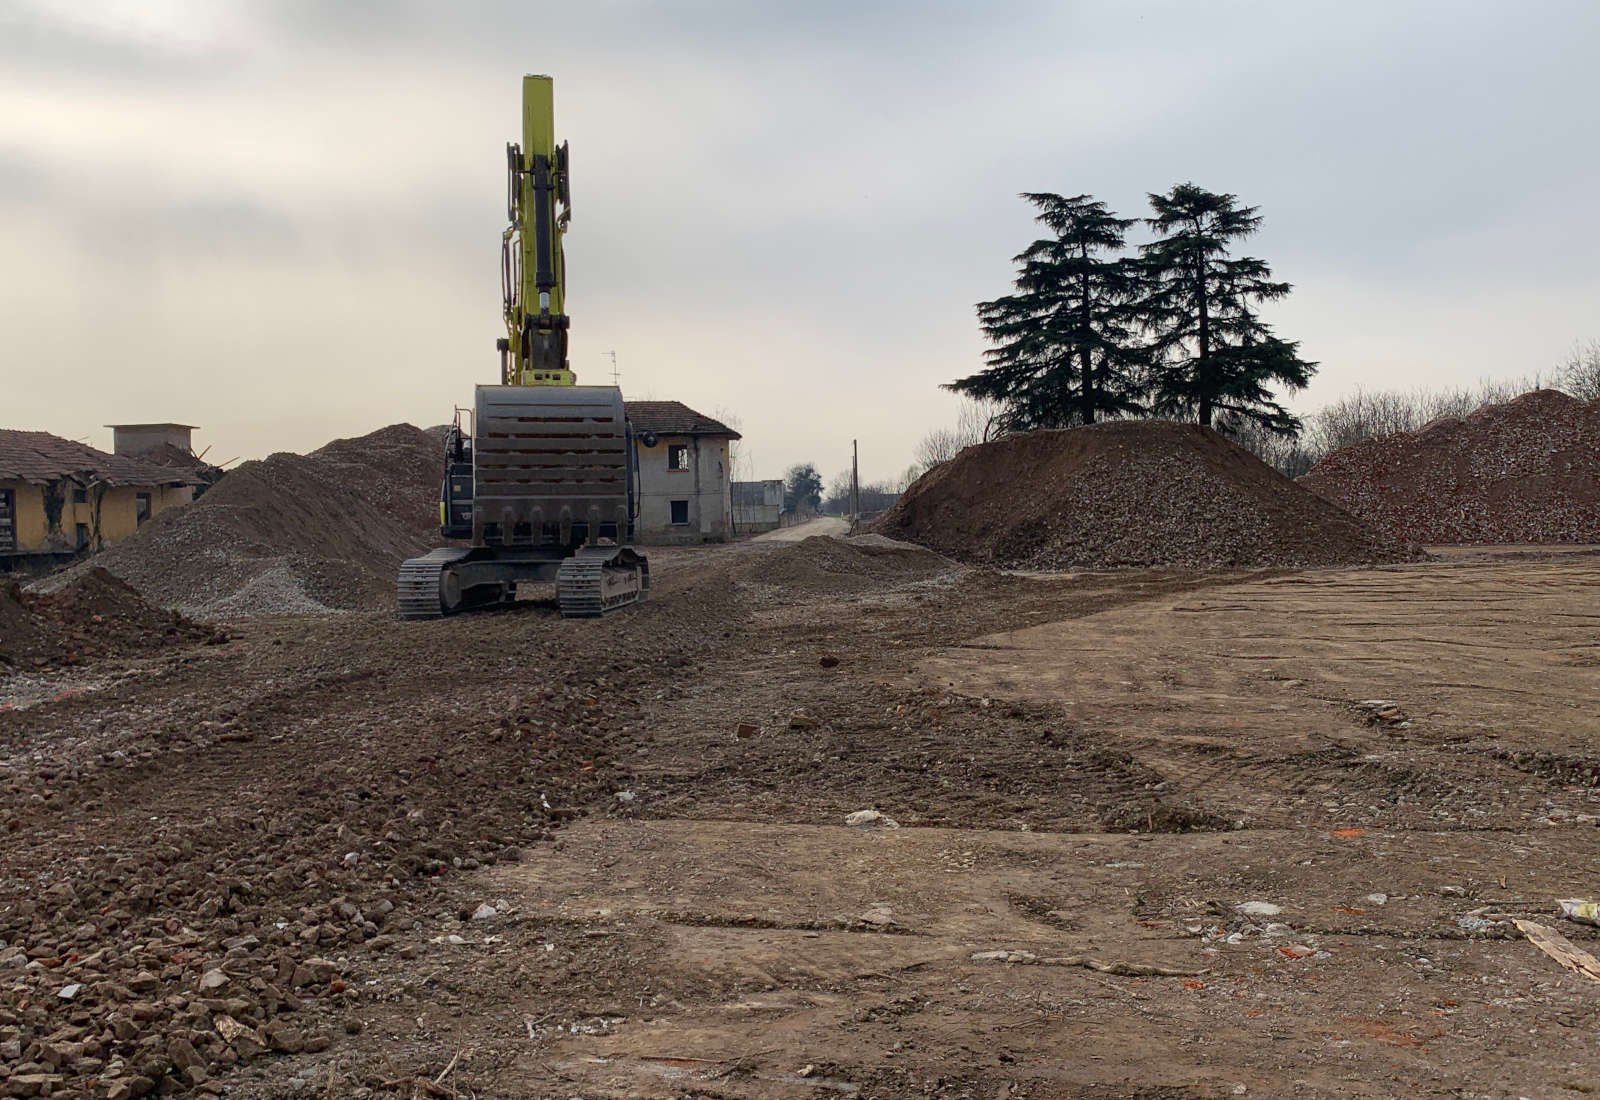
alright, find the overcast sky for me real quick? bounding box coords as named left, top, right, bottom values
left=4, top=0, right=1596, bottom=484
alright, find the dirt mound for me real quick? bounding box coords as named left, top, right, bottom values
left=0, top=567, right=210, bottom=669
left=56, top=424, right=445, bottom=616
left=742, top=535, right=958, bottom=593
left=877, top=420, right=1419, bottom=570
left=1300, top=389, right=1600, bottom=545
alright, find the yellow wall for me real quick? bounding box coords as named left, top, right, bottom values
left=1, top=479, right=192, bottom=553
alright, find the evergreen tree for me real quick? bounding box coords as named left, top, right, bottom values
left=949, top=193, right=1147, bottom=431
left=1139, top=183, right=1315, bottom=433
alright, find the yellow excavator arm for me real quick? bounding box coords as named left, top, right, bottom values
left=499, top=74, right=573, bottom=386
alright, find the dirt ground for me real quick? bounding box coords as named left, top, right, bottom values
left=4, top=525, right=1600, bottom=1099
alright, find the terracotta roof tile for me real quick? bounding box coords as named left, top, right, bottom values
left=0, top=429, right=203, bottom=486
left=624, top=401, right=740, bottom=439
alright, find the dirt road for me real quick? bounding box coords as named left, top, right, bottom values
left=4, top=541, right=1600, bottom=1098
left=753, top=516, right=851, bottom=542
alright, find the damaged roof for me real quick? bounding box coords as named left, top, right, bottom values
left=0, top=429, right=203, bottom=486
left=625, top=401, right=741, bottom=439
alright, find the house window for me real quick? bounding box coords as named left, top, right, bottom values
left=0, top=489, right=14, bottom=553
left=72, top=488, right=88, bottom=504
left=667, top=444, right=689, bottom=471
left=670, top=499, right=689, bottom=525
left=76, top=523, right=90, bottom=550
left=135, top=492, right=152, bottom=525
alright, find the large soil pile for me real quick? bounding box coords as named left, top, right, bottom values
left=1300, top=389, right=1600, bottom=545
left=877, top=420, right=1420, bottom=570
left=62, top=424, right=445, bottom=616
left=1, top=568, right=210, bottom=669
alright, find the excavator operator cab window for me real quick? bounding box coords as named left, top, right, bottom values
left=668, top=444, right=689, bottom=471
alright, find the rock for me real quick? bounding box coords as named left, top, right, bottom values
left=301, top=958, right=337, bottom=983
left=167, top=1037, right=205, bottom=1072
left=788, top=712, right=819, bottom=731
left=819, top=655, right=839, bottom=669
left=302, top=1033, right=331, bottom=1053
left=1365, top=893, right=1389, bottom=906
left=971, top=950, right=1036, bottom=963
left=844, top=809, right=898, bottom=829
left=470, top=903, right=497, bottom=921
left=3, top=1075, right=65, bottom=1098
left=197, top=969, right=229, bottom=992
left=499, top=846, right=522, bottom=862
left=56, top=983, right=81, bottom=1000
left=735, top=723, right=759, bottom=738
left=127, top=971, right=159, bottom=994
left=261, top=1020, right=304, bottom=1054
left=858, top=907, right=897, bottom=927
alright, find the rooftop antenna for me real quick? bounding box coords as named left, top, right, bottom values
left=607, top=350, right=621, bottom=388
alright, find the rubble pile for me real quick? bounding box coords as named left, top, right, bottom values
left=878, top=420, right=1421, bottom=570
left=63, top=425, right=445, bottom=616
left=1300, top=389, right=1600, bottom=545
left=0, top=569, right=209, bottom=669
left=0, top=570, right=748, bottom=1097
left=743, top=535, right=958, bottom=594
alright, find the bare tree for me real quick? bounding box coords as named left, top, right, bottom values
left=1559, top=338, right=1600, bottom=401
left=712, top=406, right=750, bottom=483
left=914, top=397, right=1004, bottom=472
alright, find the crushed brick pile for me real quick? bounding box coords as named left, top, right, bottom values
left=877, top=420, right=1420, bottom=570
left=52, top=425, right=446, bottom=616
left=1300, top=389, right=1600, bottom=545
left=0, top=568, right=211, bottom=669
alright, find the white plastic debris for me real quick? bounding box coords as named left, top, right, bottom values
left=1236, top=901, right=1282, bottom=917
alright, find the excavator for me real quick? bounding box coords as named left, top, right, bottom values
left=397, top=75, right=649, bottom=619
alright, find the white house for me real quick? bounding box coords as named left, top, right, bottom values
left=626, top=401, right=740, bottom=544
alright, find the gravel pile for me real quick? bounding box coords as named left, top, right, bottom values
left=52, top=425, right=446, bottom=617
left=1299, top=389, right=1600, bottom=545
left=877, top=420, right=1421, bottom=570
left=741, top=535, right=959, bottom=594
left=0, top=569, right=211, bottom=670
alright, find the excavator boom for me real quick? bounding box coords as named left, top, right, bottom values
left=501, top=74, right=573, bottom=386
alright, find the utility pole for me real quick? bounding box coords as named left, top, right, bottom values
left=851, top=439, right=860, bottom=531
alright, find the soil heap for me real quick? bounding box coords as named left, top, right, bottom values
left=1300, top=389, right=1600, bottom=545
left=1, top=568, right=210, bottom=669
left=877, top=420, right=1419, bottom=570
left=60, top=424, right=445, bottom=616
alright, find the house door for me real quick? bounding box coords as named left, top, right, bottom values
left=0, top=489, right=15, bottom=553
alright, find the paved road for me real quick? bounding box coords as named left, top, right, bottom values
left=750, top=515, right=849, bottom=542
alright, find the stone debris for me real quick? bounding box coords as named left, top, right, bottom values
left=43, top=424, right=448, bottom=616
left=845, top=810, right=900, bottom=828
left=1301, top=389, right=1600, bottom=544
left=1, top=569, right=212, bottom=671
left=878, top=420, right=1420, bottom=570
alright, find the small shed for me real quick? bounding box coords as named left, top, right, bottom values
left=732, top=479, right=784, bottom=533
left=108, top=423, right=199, bottom=459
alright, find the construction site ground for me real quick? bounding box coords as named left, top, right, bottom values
left=6, top=524, right=1600, bottom=1099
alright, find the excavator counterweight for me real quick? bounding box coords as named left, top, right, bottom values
left=397, top=75, right=648, bottom=620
